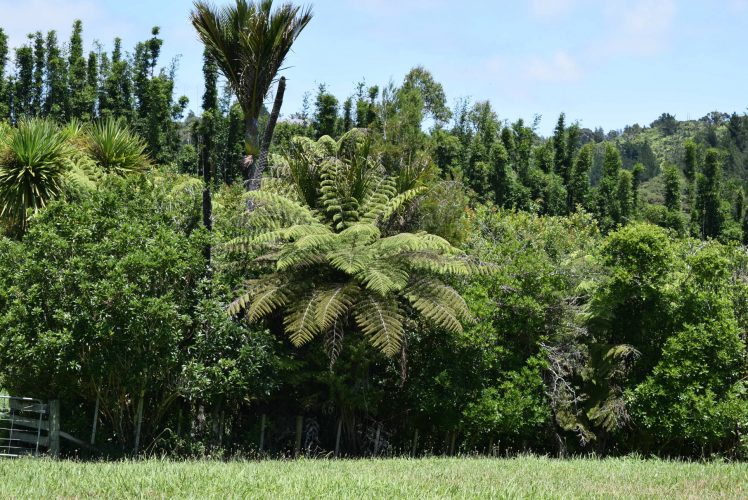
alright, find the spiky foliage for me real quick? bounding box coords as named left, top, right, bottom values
left=228, top=130, right=475, bottom=356
left=84, top=117, right=150, bottom=175
left=0, top=118, right=72, bottom=233
left=190, top=0, right=313, bottom=159
left=0, top=122, right=10, bottom=143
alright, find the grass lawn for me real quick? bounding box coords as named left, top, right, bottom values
left=1, top=456, right=746, bottom=498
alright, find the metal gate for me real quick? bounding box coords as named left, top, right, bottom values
left=0, top=396, right=49, bottom=457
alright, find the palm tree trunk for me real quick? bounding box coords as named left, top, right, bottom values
left=253, top=77, right=286, bottom=189
left=242, top=117, right=260, bottom=188
left=241, top=79, right=287, bottom=214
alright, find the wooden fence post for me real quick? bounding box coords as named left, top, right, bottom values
left=294, top=416, right=303, bottom=457
left=48, top=399, right=60, bottom=459
left=259, top=414, right=266, bottom=452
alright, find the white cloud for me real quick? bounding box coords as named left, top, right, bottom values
left=524, top=51, right=582, bottom=83
left=600, top=0, right=677, bottom=56
left=529, top=0, right=578, bottom=18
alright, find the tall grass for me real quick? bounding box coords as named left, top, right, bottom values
left=1, top=457, right=746, bottom=498
left=85, top=117, right=150, bottom=175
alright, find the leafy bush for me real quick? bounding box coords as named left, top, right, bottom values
left=0, top=174, right=204, bottom=446
left=632, top=322, right=748, bottom=455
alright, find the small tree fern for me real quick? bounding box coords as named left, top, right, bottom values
left=228, top=129, right=477, bottom=357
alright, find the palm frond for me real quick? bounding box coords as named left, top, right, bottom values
left=191, top=0, right=313, bottom=150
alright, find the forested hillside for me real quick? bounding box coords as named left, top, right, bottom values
left=0, top=12, right=747, bottom=461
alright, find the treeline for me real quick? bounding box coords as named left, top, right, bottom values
left=280, top=73, right=748, bottom=243
left=0, top=23, right=187, bottom=163
left=4, top=21, right=748, bottom=244
left=1, top=163, right=746, bottom=459
left=1, top=18, right=748, bottom=461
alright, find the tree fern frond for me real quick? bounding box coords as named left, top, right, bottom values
left=327, top=247, right=372, bottom=275
left=247, top=285, right=289, bottom=322
left=406, top=278, right=472, bottom=321
left=374, top=186, right=427, bottom=224
left=285, top=292, right=322, bottom=347
left=315, top=283, right=359, bottom=331
left=228, top=291, right=252, bottom=316
left=241, top=223, right=331, bottom=248
left=324, top=319, right=345, bottom=369
left=356, top=263, right=409, bottom=295
left=359, top=176, right=397, bottom=222
left=405, top=291, right=462, bottom=333
left=399, top=251, right=473, bottom=275
left=375, top=232, right=460, bottom=257
left=338, top=223, right=381, bottom=244
left=294, top=231, right=338, bottom=251
left=244, top=190, right=318, bottom=222
left=354, top=295, right=404, bottom=356
left=276, top=244, right=328, bottom=270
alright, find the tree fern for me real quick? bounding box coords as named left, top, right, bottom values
left=227, top=130, right=476, bottom=358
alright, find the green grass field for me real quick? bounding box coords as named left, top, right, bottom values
left=1, top=457, right=747, bottom=499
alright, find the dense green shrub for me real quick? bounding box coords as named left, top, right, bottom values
left=0, top=173, right=281, bottom=453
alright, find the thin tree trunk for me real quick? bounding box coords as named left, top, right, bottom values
left=201, top=135, right=213, bottom=267
left=242, top=117, right=260, bottom=188
left=294, top=416, right=303, bottom=457
left=373, top=423, right=382, bottom=456
left=252, top=76, right=286, bottom=192
left=90, top=390, right=100, bottom=446
left=49, top=400, right=60, bottom=459
left=259, top=413, right=266, bottom=452
left=133, top=389, right=145, bottom=456
left=334, top=417, right=342, bottom=458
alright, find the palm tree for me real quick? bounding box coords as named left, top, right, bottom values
left=227, top=130, right=476, bottom=358
left=190, top=0, right=313, bottom=189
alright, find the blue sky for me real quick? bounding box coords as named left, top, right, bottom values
left=1, top=0, right=747, bottom=135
